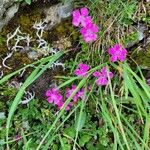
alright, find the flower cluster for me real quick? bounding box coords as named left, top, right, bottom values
left=74, top=63, right=114, bottom=86
left=45, top=86, right=85, bottom=111
left=74, top=43, right=127, bottom=86
left=72, top=7, right=99, bottom=43
left=45, top=43, right=128, bottom=111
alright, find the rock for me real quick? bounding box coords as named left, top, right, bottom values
left=44, top=3, right=61, bottom=30
left=52, top=36, right=72, bottom=50
left=126, top=24, right=148, bottom=48
left=133, top=36, right=150, bottom=69
left=58, top=1, right=73, bottom=19
left=0, top=0, right=19, bottom=31
left=44, top=2, right=73, bottom=30
left=27, top=51, right=39, bottom=60
left=137, top=24, right=147, bottom=41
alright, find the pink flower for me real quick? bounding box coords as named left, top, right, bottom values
left=80, top=23, right=99, bottom=42
left=93, top=67, right=113, bottom=86
left=96, top=77, right=108, bottom=86
left=92, top=71, right=102, bottom=77
left=57, top=101, right=73, bottom=111
left=45, top=85, right=86, bottom=111
left=15, top=134, right=22, bottom=141
left=77, top=88, right=85, bottom=99
left=72, top=7, right=92, bottom=27
left=74, top=63, right=90, bottom=77
left=72, top=7, right=99, bottom=43
left=56, top=101, right=64, bottom=109
left=65, top=102, right=73, bottom=110
left=46, top=88, right=73, bottom=111
left=66, top=85, right=79, bottom=102
left=147, top=79, right=150, bottom=86
left=66, top=85, right=85, bottom=102
left=45, top=88, right=63, bottom=105
left=108, top=44, right=127, bottom=62
left=88, top=85, right=92, bottom=91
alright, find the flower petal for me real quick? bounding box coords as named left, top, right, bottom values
left=80, top=7, right=89, bottom=16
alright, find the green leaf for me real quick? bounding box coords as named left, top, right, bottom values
left=75, top=111, right=86, bottom=132
left=64, top=127, right=76, bottom=139
left=95, top=143, right=106, bottom=150
left=59, top=135, right=71, bottom=150
left=79, top=134, right=91, bottom=147
left=24, top=138, right=32, bottom=150
left=63, top=145, right=71, bottom=150
left=0, top=139, right=5, bottom=145
left=0, top=112, right=5, bottom=120
left=25, top=0, right=32, bottom=5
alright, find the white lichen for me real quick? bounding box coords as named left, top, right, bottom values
left=0, top=70, right=4, bottom=79
left=8, top=80, right=22, bottom=89
left=20, top=91, right=35, bottom=104
left=7, top=26, right=21, bottom=49
left=3, top=19, right=65, bottom=73
left=51, top=60, right=65, bottom=70
left=33, top=20, right=47, bottom=39
left=2, top=51, right=14, bottom=69
left=19, top=68, right=26, bottom=77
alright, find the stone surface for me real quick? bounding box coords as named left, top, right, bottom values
left=0, top=0, right=19, bottom=31
left=133, top=36, right=150, bottom=69
left=44, top=2, right=73, bottom=30
left=126, top=24, right=149, bottom=48
left=52, top=36, right=72, bottom=50
left=58, top=2, right=73, bottom=19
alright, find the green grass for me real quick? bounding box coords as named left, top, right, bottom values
left=0, top=51, right=64, bottom=149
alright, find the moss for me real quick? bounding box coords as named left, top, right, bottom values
left=0, top=84, right=17, bottom=104
left=134, top=45, right=150, bottom=69
left=0, top=1, right=77, bottom=76
left=0, top=35, right=6, bottom=46
left=48, top=20, right=79, bottom=44
left=124, top=32, right=139, bottom=47
left=0, top=2, right=44, bottom=74
left=7, top=6, right=42, bottom=36
left=0, top=45, right=7, bottom=57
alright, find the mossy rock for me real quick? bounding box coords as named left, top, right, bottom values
left=134, top=44, right=150, bottom=69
